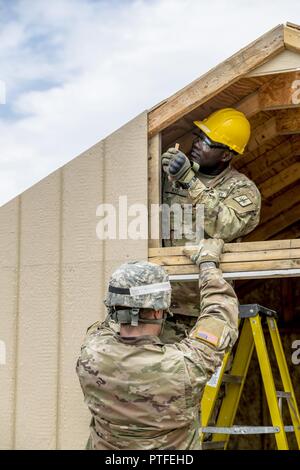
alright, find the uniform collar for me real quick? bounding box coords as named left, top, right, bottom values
left=116, top=333, right=164, bottom=346
left=199, top=164, right=233, bottom=189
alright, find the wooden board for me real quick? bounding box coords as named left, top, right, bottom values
left=148, top=239, right=300, bottom=278
left=148, top=25, right=284, bottom=136
left=148, top=134, right=161, bottom=248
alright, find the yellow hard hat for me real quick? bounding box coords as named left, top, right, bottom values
left=193, top=108, right=251, bottom=155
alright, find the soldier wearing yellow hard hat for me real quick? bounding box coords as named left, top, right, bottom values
left=161, top=107, right=261, bottom=316
left=193, top=107, right=251, bottom=155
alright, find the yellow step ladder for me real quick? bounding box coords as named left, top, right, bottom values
left=200, top=304, right=300, bottom=450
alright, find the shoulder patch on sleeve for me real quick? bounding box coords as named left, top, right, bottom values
left=225, top=193, right=259, bottom=214
left=190, top=317, right=228, bottom=348
left=193, top=328, right=219, bottom=346
left=233, top=195, right=253, bottom=207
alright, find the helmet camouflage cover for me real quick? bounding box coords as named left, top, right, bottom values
left=105, top=261, right=172, bottom=313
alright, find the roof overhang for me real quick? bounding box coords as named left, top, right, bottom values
left=148, top=23, right=300, bottom=137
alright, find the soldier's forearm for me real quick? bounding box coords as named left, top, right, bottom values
left=189, top=266, right=239, bottom=351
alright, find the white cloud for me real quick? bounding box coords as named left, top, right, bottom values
left=0, top=0, right=300, bottom=206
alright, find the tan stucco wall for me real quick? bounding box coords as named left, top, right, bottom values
left=0, top=112, right=148, bottom=449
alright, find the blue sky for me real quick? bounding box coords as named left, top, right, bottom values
left=0, top=0, right=300, bottom=206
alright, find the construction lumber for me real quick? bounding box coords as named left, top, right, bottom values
left=235, top=136, right=286, bottom=170
left=259, top=185, right=300, bottom=224
left=148, top=239, right=300, bottom=279
left=246, top=117, right=277, bottom=153
left=236, top=71, right=300, bottom=119
left=245, top=203, right=300, bottom=241
left=284, top=24, right=300, bottom=52
left=240, top=137, right=300, bottom=185
left=259, top=162, right=300, bottom=199
left=148, top=134, right=161, bottom=248
left=148, top=25, right=284, bottom=136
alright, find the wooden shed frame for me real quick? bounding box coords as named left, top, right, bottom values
left=147, top=22, right=300, bottom=282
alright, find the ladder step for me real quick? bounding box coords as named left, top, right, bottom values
left=222, top=374, right=243, bottom=384
left=202, top=441, right=226, bottom=450
left=201, top=425, right=299, bottom=435
left=276, top=391, right=291, bottom=398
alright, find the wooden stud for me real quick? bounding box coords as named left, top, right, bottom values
left=148, top=134, right=161, bottom=248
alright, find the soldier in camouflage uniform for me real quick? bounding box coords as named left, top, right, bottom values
left=162, top=108, right=261, bottom=245
left=161, top=108, right=261, bottom=316
left=76, top=239, right=238, bottom=450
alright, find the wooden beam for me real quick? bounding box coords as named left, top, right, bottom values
left=259, top=162, right=300, bottom=199
left=284, top=24, right=300, bottom=52
left=285, top=22, right=300, bottom=31
left=271, top=221, right=300, bottom=240
left=149, top=239, right=300, bottom=257
left=247, top=117, right=277, bottom=153
left=159, top=259, right=300, bottom=275
left=236, top=91, right=260, bottom=118
left=148, top=239, right=300, bottom=278
left=151, top=248, right=300, bottom=266
left=260, top=185, right=300, bottom=224
left=238, top=109, right=300, bottom=158
left=234, top=136, right=285, bottom=170
left=148, top=134, right=161, bottom=248
left=148, top=25, right=284, bottom=137
left=169, top=268, right=300, bottom=281
left=241, top=138, right=300, bottom=185
left=245, top=203, right=300, bottom=241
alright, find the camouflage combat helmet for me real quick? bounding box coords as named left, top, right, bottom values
left=105, top=261, right=172, bottom=326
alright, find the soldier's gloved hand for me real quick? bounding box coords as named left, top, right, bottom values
left=168, top=152, right=199, bottom=184
left=190, top=238, right=224, bottom=267
left=161, top=148, right=178, bottom=174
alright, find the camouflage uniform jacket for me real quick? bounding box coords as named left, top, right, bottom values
left=76, top=267, right=239, bottom=450
left=163, top=164, right=261, bottom=245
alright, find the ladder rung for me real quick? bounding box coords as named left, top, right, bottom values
left=276, top=391, right=291, bottom=398
left=201, top=425, right=299, bottom=435
left=222, top=374, right=243, bottom=384
left=202, top=441, right=226, bottom=450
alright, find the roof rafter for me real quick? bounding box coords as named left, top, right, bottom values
left=148, top=25, right=285, bottom=136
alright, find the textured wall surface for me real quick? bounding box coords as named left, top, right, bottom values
left=0, top=112, right=148, bottom=449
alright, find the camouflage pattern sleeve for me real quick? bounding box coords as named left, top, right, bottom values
left=174, top=266, right=239, bottom=392
left=188, top=178, right=261, bottom=242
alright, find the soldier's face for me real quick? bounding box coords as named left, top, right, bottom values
left=190, top=133, right=232, bottom=169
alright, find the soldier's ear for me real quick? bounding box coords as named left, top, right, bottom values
left=154, top=309, right=163, bottom=319
left=221, top=150, right=234, bottom=163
